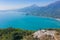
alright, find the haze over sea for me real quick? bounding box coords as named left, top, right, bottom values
left=0, top=12, right=60, bottom=30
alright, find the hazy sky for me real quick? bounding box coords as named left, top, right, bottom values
left=0, top=0, right=59, bottom=10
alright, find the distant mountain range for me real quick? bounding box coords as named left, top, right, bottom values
left=16, top=1, right=60, bottom=18
left=0, top=1, right=60, bottom=18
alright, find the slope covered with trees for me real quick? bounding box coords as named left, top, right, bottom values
left=0, top=27, right=34, bottom=40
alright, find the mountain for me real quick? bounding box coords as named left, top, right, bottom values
left=16, top=4, right=45, bottom=16
left=45, top=1, right=60, bottom=18
left=0, top=1, right=60, bottom=18
left=17, top=1, right=60, bottom=18
left=17, top=4, right=40, bottom=11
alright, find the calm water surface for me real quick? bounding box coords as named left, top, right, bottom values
left=0, top=12, right=60, bottom=30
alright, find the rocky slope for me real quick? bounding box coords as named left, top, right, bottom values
left=24, top=29, right=60, bottom=40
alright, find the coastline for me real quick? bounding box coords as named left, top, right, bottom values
left=55, top=18, right=60, bottom=21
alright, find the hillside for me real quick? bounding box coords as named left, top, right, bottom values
left=24, top=29, right=60, bottom=40
left=0, top=28, right=60, bottom=40
left=0, top=28, right=34, bottom=40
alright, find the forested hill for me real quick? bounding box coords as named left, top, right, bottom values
left=0, top=28, right=34, bottom=40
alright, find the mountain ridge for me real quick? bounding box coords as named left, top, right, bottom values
left=0, top=1, right=60, bottom=18
left=17, top=1, right=60, bottom=18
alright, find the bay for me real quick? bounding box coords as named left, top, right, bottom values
left=0, top=12, right=60, bottom=30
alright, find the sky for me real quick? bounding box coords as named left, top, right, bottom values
left=0, top=0, right=59, bottom=10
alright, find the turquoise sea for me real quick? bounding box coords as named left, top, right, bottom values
left=0, top=12, right=60, bottom=30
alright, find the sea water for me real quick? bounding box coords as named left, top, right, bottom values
left=0, top=12, right=60, bottom=30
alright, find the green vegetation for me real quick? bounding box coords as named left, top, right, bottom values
left=0, top=27, right=34, bottom=40
left=0, top=28, right=60, bottom=40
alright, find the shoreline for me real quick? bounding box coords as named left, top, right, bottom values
left=55, top=18, right=60, bottom=21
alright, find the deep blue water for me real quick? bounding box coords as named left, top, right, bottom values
left=0, top=12, right=60, bottom=30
